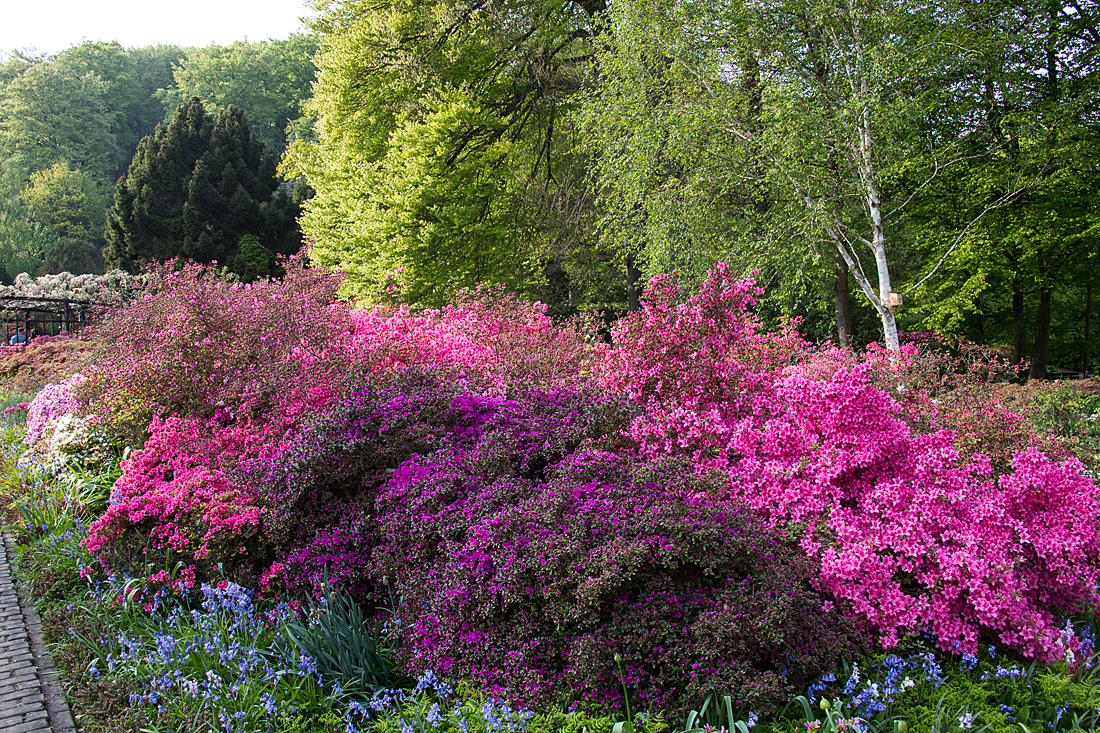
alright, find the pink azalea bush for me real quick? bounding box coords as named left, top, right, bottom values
left=78, top=260, right=356, bottom=582
left=24, top=373, right=85, bottom=446
left=348, top=285, right=596, bottom=388
left=83, top=414, right=288, bottom=584
left=79, top=267, right=596, bottom=590
left=596, top=263, right=1100, bottom=661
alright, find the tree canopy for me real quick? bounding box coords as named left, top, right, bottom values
left=284, top=0, right=615, bottom=307
left=160, top=35, right=319, bottom=162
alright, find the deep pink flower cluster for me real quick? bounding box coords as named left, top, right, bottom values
left=255, top=372, right=630, bottom=599
left=83, top=414, right=283, bottom=583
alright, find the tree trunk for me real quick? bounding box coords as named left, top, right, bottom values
left=1084, top=281, right=1092, bottom=376
left=1012, top=275, right=1026, bottom=368
left=834, top=251, right=853, bottom=349
left=1029, top=287, right=1052, bottom=380
left=626, top=252, right=642, bottom=311
left=855, top=65, right=899, bottom=352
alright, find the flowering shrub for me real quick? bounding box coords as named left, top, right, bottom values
left=860, top=339, right=1038, bottom=469
left=28, top=413, right=119, bottom=476
left=73, top=250, right=1100, bottom=714
left=376, top=448, right=863, bottom=713
left=598, top=265, right=1100, bottom=662
left=596, top=264, right=805, bottom=471
left=2, top=269, right=147, bottom=304
left=1024, top=385, right=1100, bottom=478
left=24, top=373, right=85, bottom=446
left=80, top=257, right=352, bottom=445
left=84, top=415, right=279, bottom=584
left=348, top=285, right=597, bottom=388
left=0, top=334, right=93, bottom=392
left=256, top=371, right=629, bottom=598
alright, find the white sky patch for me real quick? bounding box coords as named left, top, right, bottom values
left=0, top=0, right=316, bottom=58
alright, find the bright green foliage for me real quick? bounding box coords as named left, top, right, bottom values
left=0, top=44, right=186, bottom=281
left=0, top=46, right=176, bottom=277
left=896, top=0, right=1100, bottom=374
left=287, top=0, right=608, bottom=307
left=161, top=36, right=320, bottom=162
left=583, top=0, right=945, bottom=347
left=23, top=162, right=105, bottom=241
left=580, top=0, right=772, bottom=283
left=579, top=0, right=856, bottom=336
left=105, top=98, right=294, bottom=272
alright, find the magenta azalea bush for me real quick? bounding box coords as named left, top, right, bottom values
left=376, top=447, right=863, bottom=712
left=252, top=371, right=631, bottom=597
left=70, top=259, right=1100, bottom=712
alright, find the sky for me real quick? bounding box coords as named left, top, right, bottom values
left=0, top=0, right=316, bottom=59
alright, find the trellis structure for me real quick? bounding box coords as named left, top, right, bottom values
left=2, top=294, right=96, bottom=342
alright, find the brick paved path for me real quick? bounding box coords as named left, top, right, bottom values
left=0, top=533, right=76, bottom=732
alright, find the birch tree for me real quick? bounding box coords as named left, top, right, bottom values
left=586, top=0, right=1014, bottom=351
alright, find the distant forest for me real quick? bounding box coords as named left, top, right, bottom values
left=0, top=0, right=1097, bottom=375
left=0, top=36, right=316, bottom=283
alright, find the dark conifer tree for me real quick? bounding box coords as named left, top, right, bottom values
left=105, top=98, right=296, bottom=275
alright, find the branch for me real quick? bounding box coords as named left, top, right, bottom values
left=901, top=180, right=1037, bottom=296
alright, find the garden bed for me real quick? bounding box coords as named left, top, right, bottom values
left=3, top=260, right=1100, bottom=733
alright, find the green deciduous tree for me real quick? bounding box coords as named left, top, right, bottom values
left=53, top=41, right=186, bottom=182
left=0, top=60, right=118, bottom=185
left=586, top=0, right=957, bottom=350
left=286, top=0, right=611, bottom=307
left=36, top=238, right=107, bottom=276
left=0, top=194, right=52, bottom=277
left=22, top=162, right=105, bottom=241
left=900, top=0, right=1100, bottom=376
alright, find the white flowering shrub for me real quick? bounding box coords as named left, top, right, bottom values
left=2, top=270, right=148, bottom=305
left=21, top=373, right=120, bottom=476
left=24, top=374, right=85, bottom=446
left=45, top=412, right=118, bottom=472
